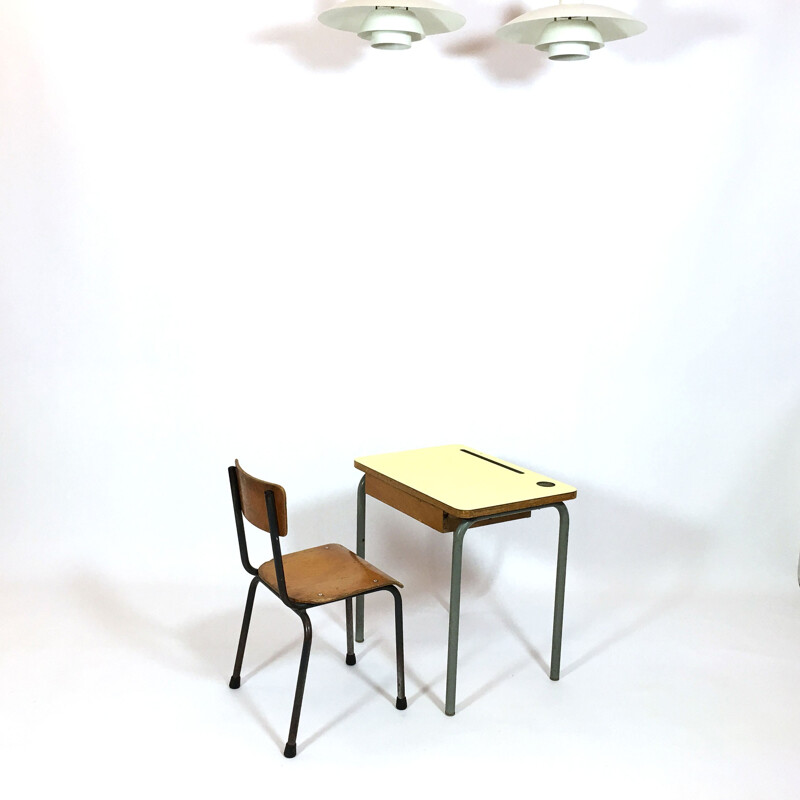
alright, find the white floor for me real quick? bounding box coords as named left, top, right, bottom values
left=3, top=544, right=799, bottom=799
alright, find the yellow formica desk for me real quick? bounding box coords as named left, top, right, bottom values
left=354, top=444, right=577, bottom=716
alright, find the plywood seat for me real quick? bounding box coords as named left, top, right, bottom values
left=258, top=543, right=402, bottom=605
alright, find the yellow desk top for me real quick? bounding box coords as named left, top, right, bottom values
left=355, top=445, right=577, bottom=519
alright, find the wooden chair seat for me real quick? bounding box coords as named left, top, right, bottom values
left=258, top=543, right=403, bottom=605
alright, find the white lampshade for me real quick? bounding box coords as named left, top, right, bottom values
left=496, top=3, right=646, bottom=60
left=319, top=2, right=466, bottom=50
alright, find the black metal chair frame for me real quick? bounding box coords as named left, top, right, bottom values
left=227, top=466, right=406, bottom=758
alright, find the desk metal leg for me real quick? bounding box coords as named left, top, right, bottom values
left=445, top=519, right=473, bottom=716
left=355, top=475, right=366, bottom=643
left=550, top=502, right=569, bottom=681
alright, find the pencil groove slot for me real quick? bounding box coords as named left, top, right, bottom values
left=459, top=449, right=524, bottom=474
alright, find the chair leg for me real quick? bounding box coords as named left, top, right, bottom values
left=229, top=575, right=260, bottom=690
left=345, top=598, right=356, bottom=665
left=355, top=475, right=366, bottom=643
left=284, top=610, right=313, bottom=759
left=385, top=585, right=407, bottom=710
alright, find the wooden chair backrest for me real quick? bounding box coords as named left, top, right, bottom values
left=234, top=459, right=288, bottom=536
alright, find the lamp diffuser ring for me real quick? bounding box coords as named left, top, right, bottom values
left=358, top=8, right=426, bottom=50
left=536, top=18, right=604, bottom=61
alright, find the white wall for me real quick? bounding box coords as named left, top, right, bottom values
left=2, top=0, right=799, bottom=589
left=3, top=3, right=800, bottom=796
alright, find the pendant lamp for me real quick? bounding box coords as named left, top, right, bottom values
left=318, top=2, right=466, bottom=51
left=496, top=2, right=646, bottom=61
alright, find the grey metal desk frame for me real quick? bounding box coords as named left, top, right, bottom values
left=354, top=475, right=571, bottom=716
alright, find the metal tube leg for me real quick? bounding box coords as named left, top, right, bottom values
left=445, top=520, right=472, bottom=716
left=550, top=502, right=570, bottom=681
left=284, top=610, right=313, bottom=759
left=385, top=585, right=407, bottom=709
left=229, top=575, right=259, bottom=689
left=345, top=598, right=356, bottom=665
left=355, top=475, right=366, bottom=643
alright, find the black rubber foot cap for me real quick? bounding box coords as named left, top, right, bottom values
left=283, top=744, right=297, bottom=759
left=229, top=676, right=240, bottom=690
left=396, top=697, right=407, bottom=710
left=345, top=653, right=356, bottom=666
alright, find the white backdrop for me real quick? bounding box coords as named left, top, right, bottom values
left=2, top=1, right=799, bottom=796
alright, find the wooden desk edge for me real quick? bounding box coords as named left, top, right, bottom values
left=355, top=461, right=577, bottom=520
